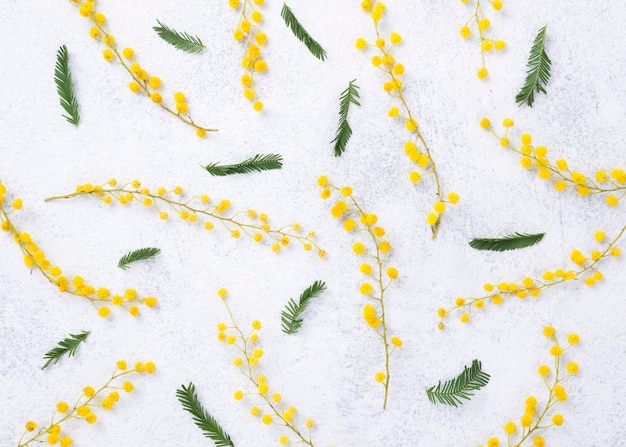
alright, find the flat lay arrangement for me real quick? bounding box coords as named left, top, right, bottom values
left=1, top=1, right=625, bottom=446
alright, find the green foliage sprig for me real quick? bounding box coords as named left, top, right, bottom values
left=118, top=247, right=161, bottom=270
left=516, top=26, right=551, bottom=107
left=469, top=232, right=545, bottom=252
left=153, top=20, right=205, bottom=54
left=426, top=359, right=490, bottom=407
left=281, top=3, right=327, bottom=61
left=331, top=80, right=361, bottom=157
left=42, top=331, right=90, bottom=370
left=203, top=154, right=283, bottom=177
left=176, top=382, right=235, bottom=447
left=54, top=45, right=80, bottom=125
left=281, top=280, right=327, bottom=334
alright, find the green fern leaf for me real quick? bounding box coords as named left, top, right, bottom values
left=176, top=383, right=235, bottom=447
left=331, top=80, right=361, bottom=156
left=154, top=20, right=205, bottom=54
left=42, top=330, right=90, bottom=370
left=203, top=154, right=283, bottom=176
left=54, top=45, right=80, bottom=125
left=281, top=280, right=327, bottom=334
left=469, top=232, right=545, bottom=252
left=426, top=359, right=490, bottom=407
left=118, top=247, right=161, bottom=270
left=281, top=4, right=327, bottom=61
left=516, top=26, right=551, bottom=107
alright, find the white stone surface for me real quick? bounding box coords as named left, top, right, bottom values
left=1, top=1, right=625, bottom=446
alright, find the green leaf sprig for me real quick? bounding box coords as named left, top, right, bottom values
left=54, top=45, right=80, bottom=125
left=203, top=154, right=283, bottom=177
left=41, top=330, right=90, bottom=370
left=153, top=20, right=205, bottom=54
left=516, top=25, right=551, bottom=107
left=331, top=80, right=361, bottom=157
left=176, top=382, right=235, bottom=447
left=118, top=247, right=161, bottom=270
left=280, top=3, right=327, bottom=61
left=281, top=280, right=327, bottom=334
left=426, top=359, right=490, bottom=407
left=469, top=232, right=545, bottom=252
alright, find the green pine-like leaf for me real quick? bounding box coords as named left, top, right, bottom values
left=281, top=280, right=327, bottom=334
left=54, top=45, right=80, bottom=125
left=176, top=383, right=235, bottom=447
left=42, top=330, right=90, bottom=370
left=469, top=232, right=545, bottom=252
left=516, top=26, right=551, bottom=107
left=331, top=80, right=361, bottom=156
left=281, top=3, right=327, bottom=61
left=203, top=154, right=283, bottom=177
left=426, top=359, right=490, bottom=407
left=118, top=247, right=161, bottom=270
left=153, top=20, right=205, bottom=54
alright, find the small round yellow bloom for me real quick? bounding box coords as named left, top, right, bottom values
left=374, top=372, right=386, bottom=382
left=56, top=401, right=69, bottom=413
left=261, top=414, right=273, bottom=425
left=503, top=421, right=516, bottom=435
left=543, top=326, right=555, bottom=337
left=460, top=26, right=470, bottom=39
left=253, top=101, right=264, bottom=112
left=477, top=68, right=488, bottom=79
left=353, top=242, right=366, bottom=255
left=567, top=333, right=580, bottom=344
left=460, top=313, right=470, bottom=323
left=391, top=336, right=402, bottom=347
left=98, top=306, right=110, bottom=318
left=427, top=213, right=438, bottom=225
left=566, top=361, right=579, bottom=375
left=552, top=414, right=564, bottom=426
left=150, top=92, right=162, bottom=104
left=387, top=267, right=398, bottom=279
left=538, top=364, right=550, bottom=376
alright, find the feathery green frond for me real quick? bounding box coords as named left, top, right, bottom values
left=54, top=45, right=80, bottom=125
left=203, top=154, right=283, bottom=176
left=516, top=26, right=551, bottom=107
left=281, top=4, right=327, bottom=61
left=281, top=280, right=327, bottom=334
left=176, top=383, right=235, bottom=447
left=331, top=80, right=361, bottom=156
left=469, top=232, right=545, bottom=252
left=426, top=359, right=490, bottom=407
left=42, top=331, right=90, bottom=370
left=118, top=247, right=161, bottom=270
left=153, top=20, right=205, bottom=54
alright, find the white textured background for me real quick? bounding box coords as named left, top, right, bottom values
left=1, top=1, right=626, bottom=446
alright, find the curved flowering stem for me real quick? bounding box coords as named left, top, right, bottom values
left=478, top=327, right=579, bottom=447
left=318, top=176, right=401, bottom=409
left=356, top=1, right=459, bottom=238
left=438, top=226, right=625, bottom=329
left=45, top=180, right=324, bottom=257
left=18, top=360, right=155, bottom=447
left=228, top=0, right=268, bottom=111
left=0, top=181, right=156, bottom=318
left=67, top=0, right=216, bottom=137
left=459, top=0, right=505, bottom=80
left=482, top=117, right=626, bottom=207
left=216, top=289, right=320, bottom=446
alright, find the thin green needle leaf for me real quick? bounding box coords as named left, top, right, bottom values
left=281, top=3, right=327, bottom=61
left=331, top=80, right=361, bottom=156
left=176, top=383, right=235, bottom=447
left=281, top=280, right=327, bottom=334
left=54, top=45, right=80, bottom=125
left=203, top=154, right=283, bottom=177
left=118, top=247, right=161, bottom=270
left=516, top=26, right=551, bottom=107
left=469, top=232, right=545, bottom=252
left=426, top=359, right=490, bottom=407
left=154, top=20, right=205, bottom=54
left=42, top=331, right=90, bottom=370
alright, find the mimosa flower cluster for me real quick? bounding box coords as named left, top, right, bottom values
left=356, top=1, right=459, bottom=238
left=67, top=0, right=216, bottom=137
left=18, top=360, right=155, bottom=447
left=229, top=0, right=268, bottom=111
left=217, top=289, right=321, bottom=446
left=0, top=182, right=157, bottom=318
left=45, top=180, right=324, bottom=256
left=319, top=176, right=402, bottom=410
left=459, top=0, right=506, bottom=80
left=477, top=327, right=579, bottom=447
left=483, top=117, right=626, bottom=207
left=438, top=226, right=624, bottom=329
